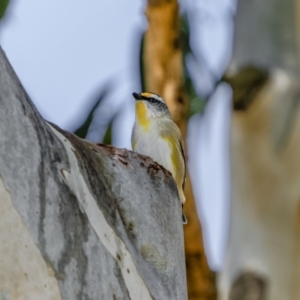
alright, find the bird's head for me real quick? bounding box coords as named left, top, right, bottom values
left=132, top=92, right=170, bottom=119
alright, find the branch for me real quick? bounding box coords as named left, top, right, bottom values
left=0, top=46, right=187, bottom=299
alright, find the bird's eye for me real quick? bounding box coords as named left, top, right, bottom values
left=148, top=97, right=161, bottom=105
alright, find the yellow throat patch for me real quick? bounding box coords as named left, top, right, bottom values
left=136, top=101, right=150, bottom=130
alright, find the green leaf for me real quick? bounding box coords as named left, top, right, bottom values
left=74, top=85, right=110, bottom=139
left=0, top=0, right=9, bottom=20
left=180, top=13, right=206, bottom=116
left=102, top=122, right=113, bottom=145
left=139, top=32, right=146, bottom=92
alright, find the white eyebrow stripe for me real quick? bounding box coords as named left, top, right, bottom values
left=142, top=93, right=165, bottom=103
left=151, top=94, right=164, bottom=102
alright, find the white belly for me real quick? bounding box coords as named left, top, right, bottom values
left=133, top=129, right=174, bottom=177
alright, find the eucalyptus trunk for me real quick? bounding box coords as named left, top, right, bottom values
left=219, top=0, right=300, bottom=299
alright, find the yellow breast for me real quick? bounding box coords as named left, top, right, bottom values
left=136, top=101, right=150, bottom=130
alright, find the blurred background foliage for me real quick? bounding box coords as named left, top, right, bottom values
left=74, top=83, right=112, bottom=140
left=0, top=0, right=9, bottom=20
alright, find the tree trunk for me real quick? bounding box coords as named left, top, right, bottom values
left=219, top=0, right=300, bottom=299
left=144, top=1, right=217, bottom=299
left=0, top=46, right=187, bottom=299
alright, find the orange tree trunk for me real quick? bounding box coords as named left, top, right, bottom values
left=143, top=1, right=217, bottom=299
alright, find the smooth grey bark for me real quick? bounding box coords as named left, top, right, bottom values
left=231, top=0, right=300, bottom=74
left=219, top=0, right=300, bottom=299
left=0, top=46, right=187, bottom=300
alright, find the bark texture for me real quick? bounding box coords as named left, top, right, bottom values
left=219, top=0, right=300, bottom=299
left=0, top=46, right=187, bottom=300
left=144, top=1, right=217, bottom=299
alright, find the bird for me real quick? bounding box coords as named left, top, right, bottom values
left=131, top=92, right=187, bottom=224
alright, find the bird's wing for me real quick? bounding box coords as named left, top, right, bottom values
left=179, top=139, right=186, bottom=191
left=161, top=120, right=186, bottom=191
left=131, top=122, right=137, bottom=150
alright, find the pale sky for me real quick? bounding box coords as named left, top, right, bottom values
left=0, top=0, right=235, bottom=270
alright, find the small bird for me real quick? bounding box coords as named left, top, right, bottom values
left=131, top=92, right=187, bottom=224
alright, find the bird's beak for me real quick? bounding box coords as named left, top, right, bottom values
left=132, top=92, right=142, bottom=100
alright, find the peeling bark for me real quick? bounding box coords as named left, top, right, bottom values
left=229, top=272, right=267, bottom=300
left=0, top=46, right=187, bottom=299
left=143, top=1, right=217, bottom=299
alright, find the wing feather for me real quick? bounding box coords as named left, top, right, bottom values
left=161, top=120, right=186, bottom=191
